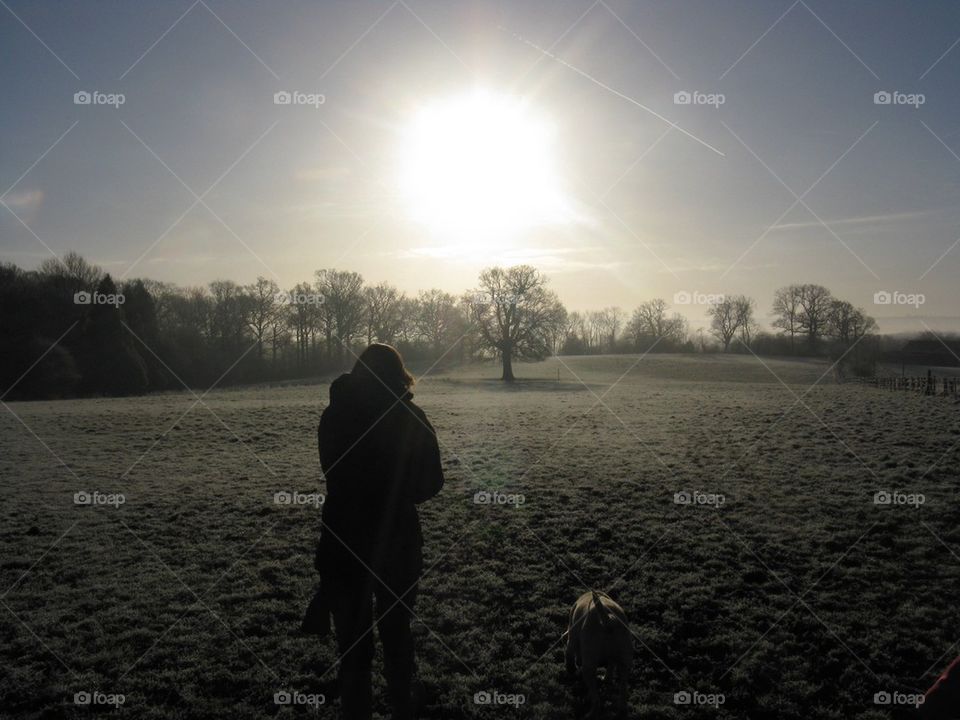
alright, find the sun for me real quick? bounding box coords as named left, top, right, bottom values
left=397, top=90, right=571, bottom=244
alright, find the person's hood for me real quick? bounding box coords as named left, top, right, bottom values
left=328, top=372, right=411, bottom=414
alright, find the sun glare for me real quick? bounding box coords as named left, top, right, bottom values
left=398, top=90, right=571, bottom=244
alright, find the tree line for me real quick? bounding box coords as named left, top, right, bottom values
left=0, top=254, right=880, bottom=399
left=557, top=284, right=877, bottom=366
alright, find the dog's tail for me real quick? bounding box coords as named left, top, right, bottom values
left=591, top=590, right=614, bottom=629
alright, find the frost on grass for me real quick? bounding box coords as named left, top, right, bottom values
left=1, top=354, right=958, bottom=719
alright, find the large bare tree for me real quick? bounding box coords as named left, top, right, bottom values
left=735, top=296, right=757, bottom=349
left=627, top=298, right=688, bottom=347
left=466, top=265, right=566, bottom=381
left=37, top=251, right=103, bottom=297
left=826, top=300, right=876, bottom=346
left=796, top=283, right=833, bottom=350
left=364, top=282, right=404, bottom=344
left=246, top=276, right=281, bottom=361
left=708, top=294, right=753, bottom=351
left=597, top=307, right=625, bottom=353
left=415, top=289, right=461, bottom=353
left=771, top=285, right=802, bottom=352
left=315, top=269, right=365, bottom=366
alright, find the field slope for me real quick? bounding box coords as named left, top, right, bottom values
left=1, top=353, right=958, bottom=719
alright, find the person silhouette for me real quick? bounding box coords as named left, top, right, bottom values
left=311, top=343, right=444, bottom=720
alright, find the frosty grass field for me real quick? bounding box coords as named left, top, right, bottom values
left=2, top=353, right=959, bottom=719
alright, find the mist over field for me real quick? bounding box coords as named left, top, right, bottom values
left=3, top=1, right=960, bottom=719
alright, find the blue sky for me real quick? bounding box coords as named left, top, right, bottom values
left=2, top=0, right=960, bottom=332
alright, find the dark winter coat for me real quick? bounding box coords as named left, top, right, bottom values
left=315, top=372, right=444, bottom=582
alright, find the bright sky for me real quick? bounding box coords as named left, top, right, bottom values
left=2, top=0, right=960, bottom=333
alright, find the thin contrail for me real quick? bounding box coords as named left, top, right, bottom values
left=501, top=27, right=725, bottom=158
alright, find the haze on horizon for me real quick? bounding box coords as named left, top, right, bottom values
left=2, top=0, right=960, bottom=334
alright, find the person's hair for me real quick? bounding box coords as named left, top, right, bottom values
left=351, top=343, right=415, bottom=396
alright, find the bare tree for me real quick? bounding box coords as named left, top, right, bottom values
left=364, top=282, right=404, bottom=344
left=826, top=300, right=876, bottom=346
left=466, top=265, right=566, bottom=381
left=209, top=280, right=252, bottom=352
left=631, top=299, right=669, bottom=338
left=288, top=281, right=317, bottom=369
left=269, top=309, right=291, bottom=367
left=627, top=298, right=688, bottom=347
left=599, top=307, right=625, bottom=352
left=796, top=283, right=833, bottom=350
left=560, top=311, right=590, bottom=354
left=772, top=285, right=802, bottom=352
left=37, top=251, right=104, bottom=301
left=315, top=269, right=365, bottom=365
left=394, top=296, right=420, bottom=345
left=246, top=276, right=281, bottom=362
left=708, top=295, right=752, bottom=352
left=415, top=289, right=460, bottom=353
left=586, top=311, right=605, bottom=353
left=734, top=296, right=756, bottom=349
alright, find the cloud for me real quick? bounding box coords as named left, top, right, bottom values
left=2, top=189, right=43, bottom=210
left=770, top=210, right=933, bottom=232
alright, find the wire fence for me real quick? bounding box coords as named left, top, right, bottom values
left=846, top=370, right=960, bottom=398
